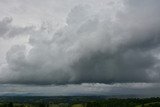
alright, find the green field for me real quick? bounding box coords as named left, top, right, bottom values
left=136, top=102, right=160, bottom=107
left=0, top=96, right=160, bottom=107
left=0, top=102, right=160, bottom=107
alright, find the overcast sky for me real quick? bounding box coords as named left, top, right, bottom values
left=0, top=0, right=160, bottom=96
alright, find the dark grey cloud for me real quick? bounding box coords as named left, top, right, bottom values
left=0, top=0, right=160, bottom=85
left=0, top=17, right=33, bottom=39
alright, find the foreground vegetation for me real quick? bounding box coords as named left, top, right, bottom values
left=0, top=96, right=160, bottom=107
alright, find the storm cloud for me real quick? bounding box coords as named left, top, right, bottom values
left=0, top=0, right=160, bottom=85
left=0, top=17, right=33, bottom=38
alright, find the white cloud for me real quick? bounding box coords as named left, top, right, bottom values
left=0, top=83, right=160, bottom=96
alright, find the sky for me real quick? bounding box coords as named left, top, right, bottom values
left=0, top=0, right=160, bottom=96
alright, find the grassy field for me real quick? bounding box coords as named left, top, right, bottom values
left=72, top=103, right=88, bottom=107
left=1, top=102, right=160, bottom=107
left=0, top=97, right=160, bottom=107
left=136, top=102, right=160, bottom=107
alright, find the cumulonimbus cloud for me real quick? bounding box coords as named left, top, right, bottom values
left=0, top=17, right=33, bottom=39
left=0, top=0, right=160, bottom=85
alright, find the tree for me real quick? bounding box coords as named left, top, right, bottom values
left=8, top=102, right=13, bottom=107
